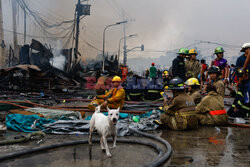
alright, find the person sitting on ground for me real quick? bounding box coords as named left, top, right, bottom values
left=227, top=68, right=250, bottom=118
left=185, top=78, right=202, bottom=105
left=207, top=66, right=225, bottom=97
left=195, top=84, right=228, bottom=126
left=88, top=76, right=125, bottom=111
left=159, top=77, right=198, bottom=130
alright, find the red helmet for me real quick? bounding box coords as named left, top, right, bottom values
left=152, top=62, right=155, bottom=66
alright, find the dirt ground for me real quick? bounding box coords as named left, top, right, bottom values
left=0, top=98, right=249, bottom=167
left=0, top=125, right=249, bottom=167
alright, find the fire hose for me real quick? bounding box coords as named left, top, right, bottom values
left=0, top=128, right=172, bottom=167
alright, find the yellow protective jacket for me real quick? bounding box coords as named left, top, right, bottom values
left=195, top=91, right=227, bottom=125
left=97, top=86, right=125, bottom=109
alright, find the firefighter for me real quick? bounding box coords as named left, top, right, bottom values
left=211, top=46, right=229, bottom=83
left=185, top=49, right=200, bottom=79
left=207, top=66, right=225, bottom=97
left=237, top=43, right=250, bottom=71
left=162, top=70, right=171, bottom=86
left=185, top=78, right=202, bottom=105
left=172, top=48, right=189, bottom=81
left=88, top=76, right=125, bottom=111
left=125, top=75, right=144, bottom=101
left=159, top=77, right=198, bottom=130
left=121, top=65, right=128, bottom=83
left=195, top=84, right=228, bottom=126
left=227, top=68, right=250, bottom=118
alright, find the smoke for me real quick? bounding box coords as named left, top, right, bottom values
left=50, top=40, right=66, bottom=70
left=2, top=0, right=250, bottom=71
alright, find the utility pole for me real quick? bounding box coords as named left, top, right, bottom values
left=123, top=19, right=127, bottom=66
left=75, top=0, right=80, bottom=60
left=0, top=0, right=5, bottom=68
left=11, top=0, right=18, bottom=63
left=24, top=10, right=26, bottom=44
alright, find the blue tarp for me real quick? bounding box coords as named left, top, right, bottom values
left=6, top=114, right=55, bottom=133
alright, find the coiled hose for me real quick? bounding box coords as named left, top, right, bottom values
left=0, top=128, right=172, bottom=167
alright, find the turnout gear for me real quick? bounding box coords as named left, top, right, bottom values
left=195, top=91, right=228, bottom=125
left=112, top=76, right=122, bottom=82
left=172, top=54, right=186, bottom=80
left=214, top=46, right=225, bottom=54
left=189, top=49, right=198, bottom=55
left=227, top=79, right=250, bottom=118
left=168, top=77, right=185, bottom=90
left=160, top=92, right=198, bottom=130
left=236, top=67, right=249, bottom=77
left=213, top=79, right=225, bottom=97
left=88, top=86, right=125, bottom=111
left=185, top=59, right=200, bottom=78
left=189, top=90, right=202, bottom=105
left=240, top=42, right=250, bottom=52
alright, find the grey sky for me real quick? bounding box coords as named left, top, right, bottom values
left=2, top=0, right=250, bottom=64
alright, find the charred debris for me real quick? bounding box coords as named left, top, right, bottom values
left=0, top=39, right=119, bottom=97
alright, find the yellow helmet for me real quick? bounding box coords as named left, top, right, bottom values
left=185, top=78, right=200, bottom=86
left=189, top=49, right=197, bottom=55
left=164, top=86, right=169, bottom=90
left=164, top=71, right=169, bottom=75
left=112, top=76, right=121, bottom=82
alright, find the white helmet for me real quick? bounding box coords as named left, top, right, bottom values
left=241, top=43, right=250, bottom=52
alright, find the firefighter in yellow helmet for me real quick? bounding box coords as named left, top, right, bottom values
left=88, top=76, right=125, bottom=110
left=185, top=78, right=202, bottom=105
left=162, top=70, right=171, bottom=86
left=185, top=49, right=200, bottom=79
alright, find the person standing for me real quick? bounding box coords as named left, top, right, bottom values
left=172, top=48, right=188, bottom=81
left=150, top=62, right=157, bottom=84
left=211, top=46, right=229, bottom=83
left=121, top=65, right=128, bottom=83
left=185, top=49, right=200, bottom=79
left=200, top=59, right=208, bottom=89
left=237, top=43, right=250, bottom=78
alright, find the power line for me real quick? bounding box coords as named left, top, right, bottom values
left=2, top=28, right=72, bottom=39
left=17, top=0, right=75, bottom=37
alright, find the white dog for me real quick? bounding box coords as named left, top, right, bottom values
left=89, top=105, right=120, bottom=157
